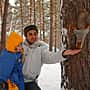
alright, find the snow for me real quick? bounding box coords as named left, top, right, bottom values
left=38, top=63, right=61, bottom=90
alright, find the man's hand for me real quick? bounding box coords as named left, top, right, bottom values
left=63, top=49, right=81, bottom=56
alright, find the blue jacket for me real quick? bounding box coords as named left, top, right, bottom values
left=0, top=49, right=24, bottom=90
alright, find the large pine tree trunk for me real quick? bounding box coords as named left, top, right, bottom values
left=61, top=0, right=90, bottom=90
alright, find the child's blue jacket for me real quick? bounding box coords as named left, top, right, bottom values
left=0, top=49, right=24, bottom=90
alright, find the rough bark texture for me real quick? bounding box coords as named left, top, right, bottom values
left=61, top=30, right=90, bottom=90
left=1, top=0, right=9, bottom=50
left=61, top=0, right=90, bottom=90
left=61, top=0, right=90, bottom=29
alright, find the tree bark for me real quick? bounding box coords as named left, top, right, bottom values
left=61, top=0, right=90, bottom=90
left=1, top=0, right=9, bottom=50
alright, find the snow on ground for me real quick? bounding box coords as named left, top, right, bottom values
left=38, top=63, right=61, bottom=90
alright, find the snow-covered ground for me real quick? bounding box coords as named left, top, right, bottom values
left=38, top=63, right=61, bottom=90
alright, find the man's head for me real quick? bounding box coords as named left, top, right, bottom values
left=24, top=25, right=38, bottom=44
left=24, top=25, right=38, bottom=37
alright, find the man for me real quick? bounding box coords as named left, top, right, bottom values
left=22, top=24, right=80, bottom=90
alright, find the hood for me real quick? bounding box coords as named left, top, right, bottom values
left=6, top=32, right=23, bottom=52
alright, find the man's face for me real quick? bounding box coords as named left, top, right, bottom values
left=26, top=30, right=38, bottom=44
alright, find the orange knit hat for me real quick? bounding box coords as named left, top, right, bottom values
left=6, top=32, right=23, bottom=52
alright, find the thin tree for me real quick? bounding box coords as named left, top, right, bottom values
left=1, top=0, right=9, bottom=50
left=40, top=0, right=45, bottom=41
left=29, top=0, right=32, bottom=24
left=0, top=0, right=2, bottom=19
left=49, top=0, right=53, bottom=51
left=33, top=0, right=36, bottom=24
left=54, top=0, right=57, bottom=52
left=19, top=0, right=24, bottom=36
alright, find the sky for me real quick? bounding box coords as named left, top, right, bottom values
left=9, top=0, right=16, bottom=6
left=9, top=0, right=50, bottom=6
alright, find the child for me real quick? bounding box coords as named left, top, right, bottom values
left=0, top=32, right=24, bottom=90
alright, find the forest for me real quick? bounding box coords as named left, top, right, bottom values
left=0, top=0, right=90, bottom=90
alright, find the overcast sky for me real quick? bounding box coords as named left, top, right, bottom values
left=9, top=0, right=51, bottom=6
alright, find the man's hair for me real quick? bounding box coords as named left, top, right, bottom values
left=24, top=25, right=38, bottom=37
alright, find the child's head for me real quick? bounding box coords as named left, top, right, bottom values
left=6, top=32, right=23, bottom=52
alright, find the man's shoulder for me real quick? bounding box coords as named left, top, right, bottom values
left=37, top=40, right=47, bottom=47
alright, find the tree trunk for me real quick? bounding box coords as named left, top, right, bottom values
left=29, top=0, right=32, bottom=24
left=0, top=0, right=2, bottom=18
left=61, top=0, right=90, bottom=90
left=49, top=0, right=54, bottom=51
left=1, top=0, right=9, bottom=50
left=19, top=0, right=24, bottom=36
left=33, top=0, right=36, bottom=24
left=40, top=0, right=45, bottom=41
